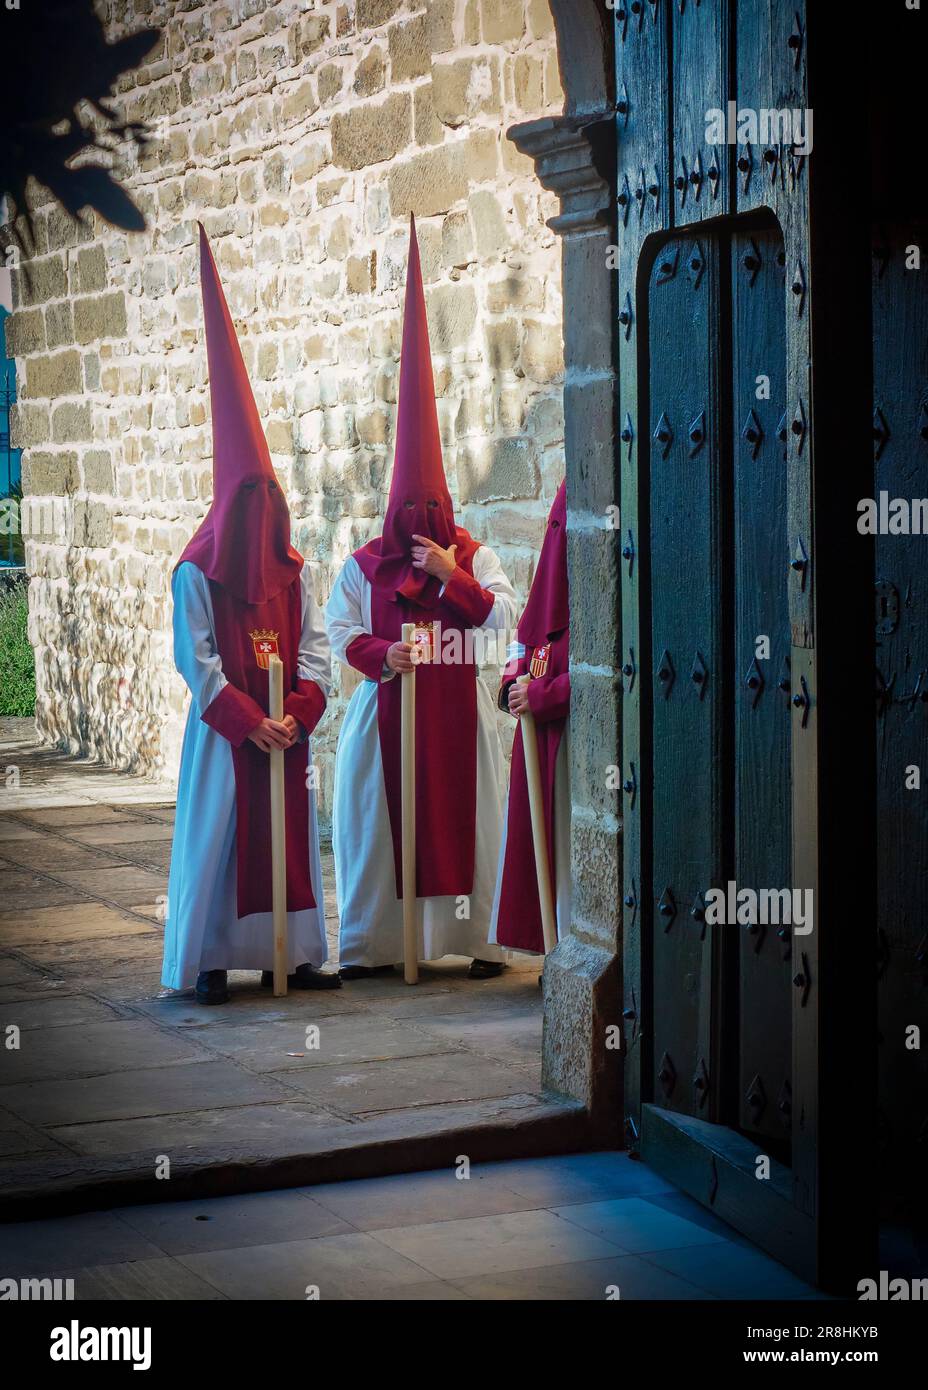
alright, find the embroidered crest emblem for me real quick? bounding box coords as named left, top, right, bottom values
left=249, top=629, right=280, bottom=669
left=411, top=621, right=437, bottom=664
left=530, top=644, right=550, bottom=679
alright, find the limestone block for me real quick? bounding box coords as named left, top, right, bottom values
left=432, top=55, right=500, bottom=128
left=528, top=0, right=556, bottom=38
left=74, top=293, right=128, bottom=345
left=347, top=252, right=376, bottom=294
left=292, top=141, right=329, bottom=183
left=480, top=0, right=525, bottom=43
left=51, top=402, right=93, bottom=444
left=330, top=92, right=411, bottom=170
left=22, top=450, right=78, bottom=496
left=357, top=0, right=405, bottom=28
left=484, top=318, right=520, bottom=371
left=4, top=308, right=46, bottom=356
left=522, top=318, right=564, bottom=383
left=318, top=64, right=344, bottom=105
left=23, top=351, right=82, bottom=399
left=469, top=189, right=508, bottom=259
left=426, top=282, right=477, bottom=352
left=354, top=46, right=386, bottom=96
left=458, top=435, right=539, bottom=503
left=42, top=303, right=71, bottom=355
left=388, top=131, right=496, bottom=218
left=9, top=402, right=49, bottom=449
left=300, top=13, right=331, bottom=55
left=413, top=85, right=444, bottom=147
left=17, top=255, right=68, bottom=307
left=463, top=0, right=481, bottom=44
left=425, top=0, right=455, bottom=53
left=388, top=12, right=429, bottom=82
left=513, top=53, right=544, bottom=113
left=441, top=210, right=474, bottom=269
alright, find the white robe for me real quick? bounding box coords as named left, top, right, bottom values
left=161, top=561, right=331, bottom=990
left=325, top=549, right=517, bottom=968
left=489, top=723, right=571, bottom=953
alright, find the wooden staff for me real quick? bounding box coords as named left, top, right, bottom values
left=401, top=621, right=419, bottom=985
left=268, top=654, right=288, bottom=997
left=517, top=673, right=557, bottom=954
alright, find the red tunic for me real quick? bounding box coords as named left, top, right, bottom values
left=346, top=561, right=494, bottom=898
left=495, top=482, right=570, bottom=952
left=200, top=571, right=325, bottom=919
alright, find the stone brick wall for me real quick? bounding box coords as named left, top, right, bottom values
left=7, top=0, right=565, bottom=822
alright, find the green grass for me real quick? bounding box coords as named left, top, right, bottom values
left=0, top=584, right=36, bottom=716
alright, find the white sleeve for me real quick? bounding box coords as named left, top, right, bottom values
left=298, top=565, right=333, bottom=698
left=324, top=555, right=368, bottom=667
left=471, top=544, right=518, bottom=634
left=172, top=562, right=228, bottom=715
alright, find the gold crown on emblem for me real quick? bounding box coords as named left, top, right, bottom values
left=249, top=629, right=279, bottom=641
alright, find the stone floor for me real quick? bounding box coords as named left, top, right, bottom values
left=0, top=719, right=563, bottom=1212
left=0, top=723, right=835, bottom=1300
left=0, top=1150, right=826, bottom=1300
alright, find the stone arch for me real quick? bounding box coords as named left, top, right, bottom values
left=549, top=0, right=615, bottom=116
left=507, top=2, right=622, bottom=1135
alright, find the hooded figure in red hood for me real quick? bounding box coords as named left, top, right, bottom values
left=326, top=216, right=517, bottom=980
left=161, top=224, right=339, bottom=1005
left=490, top=481, right=571, bottom=957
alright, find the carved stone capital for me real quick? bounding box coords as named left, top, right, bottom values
left=508, top=113, right=616, bottom=236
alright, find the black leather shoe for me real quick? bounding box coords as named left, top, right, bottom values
left=260, top=964, right=343, bottom=990
left=195, top=969, right=229, bottom=1005
left=468, top=958, right=505, bottom=979
left=337, top=964, right=396, bottom=981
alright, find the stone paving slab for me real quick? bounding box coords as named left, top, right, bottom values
left=177, top=1229, right=438, bottom=1301
left=185, top=1013, right=462, bottom=1073
left=47, top=1101, right=349, bottom=1158
left=1, top=1151, right=820, bottom=1301
left=550, top=1195, right=727, bottom=1253
left=412, top=1007, right=542, bottom=1063
left=640, top=1239, right=822, bottom=1300
left=0, top=839, right=134, bottom=871
left=0, top=822, right=47, bottom=842
left=119, top=843, right=174, bottom=873
left=449, top=1253, right=715, bottom=1301
left=14, top=806, right=149, bottom=825
left=0, top=1016, right=212, bottom=1085
left=287, top=1052, right=541, bottom=1115
left=0, top=993, right=122, bottom=1030
left=72, top=1257, right=230, bottom=1301
left=17, top=933, right=164, bottom=975
left=115, top=1188, right=353, bottom=1255
left=0, top=875, right=108, bottom=914
left=0, top=1058, right=293, bottom=1129
left=0, top=979, right=78, bottom=1006
left=0, top=902, right=157, bottom=946
left=0, top=956, right=58, bottom=986
left=373, top=1206, right=625, bottom=1280
left=1, top=1208, right=167, bottom=1279
left=0, top=1106, right=69, bottom=1159
left=137, top=987, right=365, bottom=1029
left=303, top=1165, right=546, bottom=1231
left=0, top=720, right=176, bottom=812
left=64, top=822, right=176, bottom=846
left=47, top=864, right=169, bottom=905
